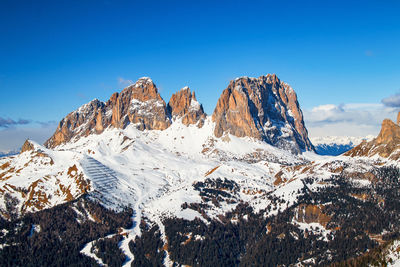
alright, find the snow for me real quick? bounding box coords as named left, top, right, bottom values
left=81, top=241, right=106, bottom=266
left=189, top=99, right=201, bottom=111
left=386, top=240, right=400, bottom=266
left=0, top=113, right=395, bottom=265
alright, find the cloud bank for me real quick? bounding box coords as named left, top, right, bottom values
left=381, top=93, right=400, bottom=108
left=304, top=103, right=398, bottom=137
left=0, top=117, right=31, bottom=128
left=0, top=121, right=57, bottom=153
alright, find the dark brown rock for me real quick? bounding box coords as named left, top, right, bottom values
left=45, top=78, right=171, bottom=148
left=345, top=118, right=400, bottom=159
left=21, top=140, right=34, bottom=153
left=45, top=99, right=106, bottom=148
left=167, top=87, right=206, bottom=127
left=212, top=74, right=314, bottom=153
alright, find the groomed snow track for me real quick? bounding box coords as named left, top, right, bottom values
left=80, top=155, right=135, bottom=208
left=81, top=156, right=119, bottom=193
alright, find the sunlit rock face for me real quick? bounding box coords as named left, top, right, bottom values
left=212, top=74, right=314, bottom=154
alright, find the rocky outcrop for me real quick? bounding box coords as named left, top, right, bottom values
left=106, top=77, right=171, bottom=130
left=212, top=74, right=314, bottom=154
left=345, top=114, right=400, bottom=159
left=21, top=140, right=35, bottom=153
left=168, top=87, right=206, bottom=127
left=295, top=204, right=331, bottom=228
left=45, top=99, right=107, bottom=148
left=376, top=119, right=400, bottom=145
left=45, top=75, right=314, bottom=154
left=45, top=78, right=171, bottom=148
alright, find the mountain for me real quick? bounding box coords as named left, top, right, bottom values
left=311, top=135, right=374, bottom=156
left=0, top=149, right=18, bottom=158
left=44, top=78, right=172, bottom=148
left=45, top=75, right=312, bottom=154
left=212, top=74, right=314, bottom=154
left=167, top=86, right=206, bottom=127
left=2, top=75, right=400, bottom=266
left=345, top=113, right=400, bottom=159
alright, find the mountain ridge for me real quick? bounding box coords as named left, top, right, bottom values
left=45, top=74, right=314, bottom=154
left=2, top=76, right=400, bottom=266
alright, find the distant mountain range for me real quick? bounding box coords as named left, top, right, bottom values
left=311, top=135, right=375, bottom=156
left=0, top=149, right=19, bottom=158
left=1, top=74, right=400, bottom=266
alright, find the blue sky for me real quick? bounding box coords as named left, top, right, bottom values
left=1, top=0, right=400, bottom=151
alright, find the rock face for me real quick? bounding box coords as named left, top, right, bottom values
left=168, top=87, right=206, bottom=127
left=376, top=119, right=400, bottom=145
left=45, top=75, right=314, bottom=154
left=107, top=77, right=171, bottom=130
left=21, top=140, right=35, bottom=153
left=212, top=74, right=313, bottom=153
left=45, top=78, right=171, bottom=148
left=345, top=114, right=400, bottom=159
left=44, top=99, right=107, bottom=148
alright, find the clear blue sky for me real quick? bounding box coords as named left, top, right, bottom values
left=0, top=0, right=400, bottom=150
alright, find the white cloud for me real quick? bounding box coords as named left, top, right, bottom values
left=382, top=93, right=400, bottom=108
left=117, top=77, right=133, bottom=87
left=0, top=122, right=57, bottom=152
left=304, top=103, right=398, bottom=137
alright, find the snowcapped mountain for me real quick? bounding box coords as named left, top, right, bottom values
left=2, top=75, right=400, bottom=266
left=310, top=135, right=374, bottom=156
left=0, top=149, right=18, bottom=158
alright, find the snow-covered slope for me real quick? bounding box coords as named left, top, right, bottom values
left=3, top=76, right=400, bottom=266
left=2, top=114, right=399, bottom=265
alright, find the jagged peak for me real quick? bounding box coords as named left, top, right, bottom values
left=232, top=74, right=284, bottom=85
left=376, top=118, right=400, bottom=144
left=345, top=117, right=400, bottom=159
left=136, top=76, right=153, bottom=83
left=168, top=87, right=205, bottom=126
left=76, top=99, right=104, bottom=114
left=21, top=139, right=35, bottom=153
left=122, top=77, right=157, bottom=91
left=213, top=74, right=313, bottom=153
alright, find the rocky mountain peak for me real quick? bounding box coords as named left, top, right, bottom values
left=345, top=116, right=400, bottom=159
left=45, top=78, right=171, bottom=148
left=376, top=119, right=400, bottom=144
left=121, top=77, right=163, bottom=102
left=45, top=75, right=314, bottom=154
left=21, top=139, right=35, bottom=153
left=44, top=99, right=106, bottom=148
left=212, top=74, right=314, bottom=154
left=167, top=86, right=206, bottom=127
left=108, top=78, right=170, bottom=130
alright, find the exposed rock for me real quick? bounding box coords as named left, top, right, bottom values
left=376, top=119, right=400, bottom=145
left=45, top=78, right=172, bottom=148
left=345, top=118, right=400, bottom=159
left=295, top=204, right=331, bottom=228
left=21, top=140, right=34, bottom=153
left=45, top=75, right=313, bottom=154
left=212, top=74, right=314, bottom=154
left=106, top=77, right=171, bottom=130
left=397, top=111, right=400, bottom=125
left=45, top=99, right=107, bottom=148
left=167, top=87, right=206, bottom=127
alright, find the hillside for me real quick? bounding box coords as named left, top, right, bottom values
left=1, top=75, right=400, bottom=266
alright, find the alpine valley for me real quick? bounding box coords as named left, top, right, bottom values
left=1, top=74, right=400, bottom=266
